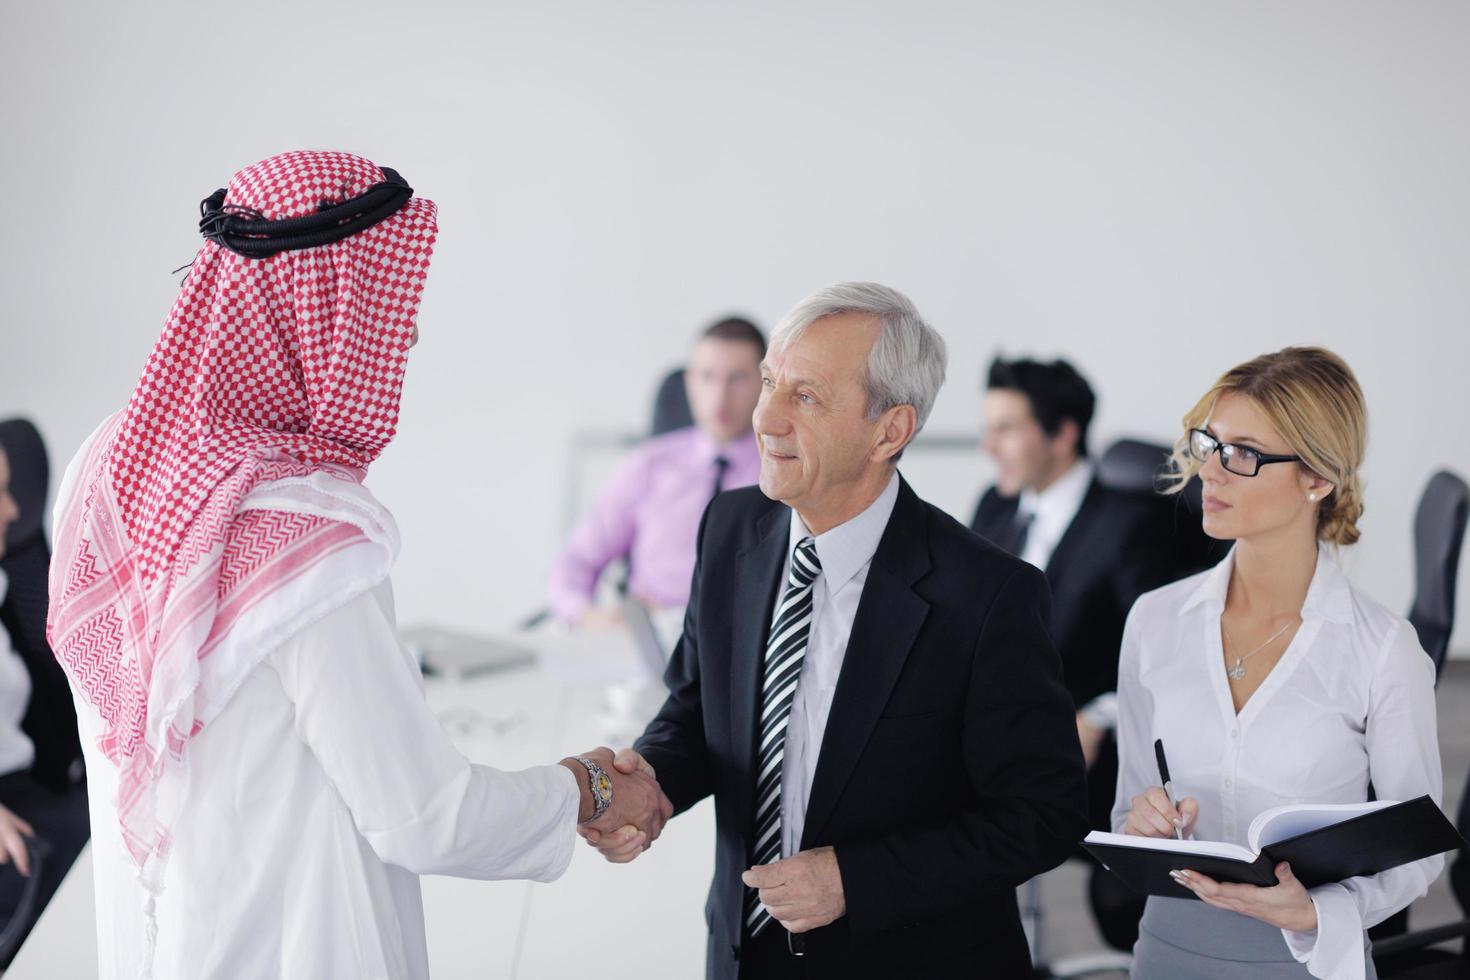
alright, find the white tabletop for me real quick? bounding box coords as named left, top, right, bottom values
left=8, top=643, right=714, bottom=979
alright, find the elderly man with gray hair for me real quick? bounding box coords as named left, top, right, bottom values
left=582, top=282, right=1089, bottom=979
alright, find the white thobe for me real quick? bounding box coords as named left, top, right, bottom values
left=75, top=580, right=580, bottom=980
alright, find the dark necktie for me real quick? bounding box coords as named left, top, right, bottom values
left=711, top=456, right=730, bottom=501
left=1008, top=509, right=1035, bottom=557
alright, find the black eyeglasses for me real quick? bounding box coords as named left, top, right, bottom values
left=1188, top=428, right=1300, bottom=478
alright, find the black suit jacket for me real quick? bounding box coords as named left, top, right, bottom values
left=970, top=479, right=1179, bottom=712
left=636, top=477, right=1089, bottom=980
left=971, top=477, right=1203, bottom=829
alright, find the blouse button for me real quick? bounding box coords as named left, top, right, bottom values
left=1224, top=779, right=1233, bottom=789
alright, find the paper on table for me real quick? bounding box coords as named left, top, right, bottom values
left=529, top=626, right=652, bottom=685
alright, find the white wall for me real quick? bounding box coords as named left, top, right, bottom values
left=2, top=1, right=1467, bottom=651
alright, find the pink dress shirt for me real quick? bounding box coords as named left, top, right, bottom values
left=547, top=427, right=761, bottom=621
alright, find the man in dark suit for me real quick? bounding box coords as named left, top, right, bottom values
left=583, top=284, right=1088, bottom=980
left=970, top=356, right=1182, bottom=950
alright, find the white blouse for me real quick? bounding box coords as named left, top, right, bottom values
left=1112, top=545, right=1444, bottom=980
left=75, top=581, right=581, bottom=980
left=0, top=569, right=36, bottom=778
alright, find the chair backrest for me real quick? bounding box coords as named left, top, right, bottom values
left=0, top=418, right=83, bottom=791
left=1408, top=470, right=1470, bottom=679
left=1097, top=437, right=1222, bottom=581
left=1096, top=437, right=1207, bottom=510
left=1096, top=438, right=1172, bottom=495
left=650, top=368, right=693, bottom=437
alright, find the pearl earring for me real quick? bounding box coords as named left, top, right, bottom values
left=1308, top=493, right=1317, bottom=502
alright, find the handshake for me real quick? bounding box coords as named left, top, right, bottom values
left=560, top=747, right=849, bottom=933
left=559, top=747, right=672, bottom=862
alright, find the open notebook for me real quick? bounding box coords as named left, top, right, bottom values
left=1082, top=796, right=1464, bottom=899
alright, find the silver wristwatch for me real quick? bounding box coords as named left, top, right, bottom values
left=570, top=756, right=614, bottom=824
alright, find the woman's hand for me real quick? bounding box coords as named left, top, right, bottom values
left=1171, top=862, right=1318, bottom=932
left=0, top=803, right=33, bottom=877
left=1123, top=786, right=1199, bottom=839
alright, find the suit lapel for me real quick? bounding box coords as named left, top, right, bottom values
left=1043, top=478, right=1103, bottom=586
left=731, top=504, right=790, bottom=835
left=800, top=478, right=931, bottom=848
left=976, top=492, right=1020, bottom=551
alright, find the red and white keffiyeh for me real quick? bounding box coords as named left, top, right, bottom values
left=46, top=150, right=437, bottom=878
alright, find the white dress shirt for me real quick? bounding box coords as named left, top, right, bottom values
left=75, top=580, right=580, bottom=980
left=1016, top=458, right=1094, bottom=573
left=0, top=569, right=35, bottom=778
left=775, top=472, right=899, bottom=859
left=1112, top=545, right=1443, bottom=980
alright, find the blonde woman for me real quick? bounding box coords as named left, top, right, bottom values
left=1113, top=347, right=1442, bottom=980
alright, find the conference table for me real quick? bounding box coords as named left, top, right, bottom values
left=8, top=630, right=716, bottom=979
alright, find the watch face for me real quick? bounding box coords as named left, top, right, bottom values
left=595, top=772, right=613, bottom=800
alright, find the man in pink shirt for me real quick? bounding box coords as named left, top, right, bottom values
left=548, top=318, right=765, bottom=627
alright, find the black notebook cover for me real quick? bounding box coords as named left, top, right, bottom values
left=1083, top=796, right=1465, bottom=900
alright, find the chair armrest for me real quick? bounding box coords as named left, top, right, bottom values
left=0, top=836, right=52, bottom=964
left=1372, top=918, right=1470, bottom=963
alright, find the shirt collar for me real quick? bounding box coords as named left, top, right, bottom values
left=1180, top=543, right=1356, bottom=625
left=1018, top=458, right=1094, bottom=522
left=787, top=471, right=901, bottom=593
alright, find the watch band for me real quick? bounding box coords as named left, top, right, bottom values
left=572, top=756, right=613, bottom=823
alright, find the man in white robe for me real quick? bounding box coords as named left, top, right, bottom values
left=47, top=150, right=670, bottom=979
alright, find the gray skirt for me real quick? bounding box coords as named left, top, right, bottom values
left=1131, top=896, right=1376, bottom=980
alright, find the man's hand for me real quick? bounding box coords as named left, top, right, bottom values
left=740, top=846, right=846, bottom=934
left=1075, top=712, right=1106, bottom=769
left=578, top=607, right=625, bottom=631
left=1170, top=862, right=1318, bottom=932
left=571, top=748, right=673, bottom=862
left=0, top=803, right=33, bottom=877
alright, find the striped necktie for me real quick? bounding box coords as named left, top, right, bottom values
left=745, top=535, right=822, bottom=939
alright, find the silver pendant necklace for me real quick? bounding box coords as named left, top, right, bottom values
left=1223, top=621, right=1294, bottom=681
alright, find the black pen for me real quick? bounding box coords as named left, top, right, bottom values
left=1154, top=738, right=1185, bottom=841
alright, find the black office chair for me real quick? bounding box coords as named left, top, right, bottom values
left=1369, top=468, right=1470, bottom=958
left=650, top=367, right=693, bottom=437
left=1095, top=439, right=1170, bottom=495
left=0, top=419, right=83, bottom=791
left=1096, top=438, right=1223, bottom=581
left=1372, top=753, right=1470, bottom=976
left=1407, top=470, right=1469, bottom=682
